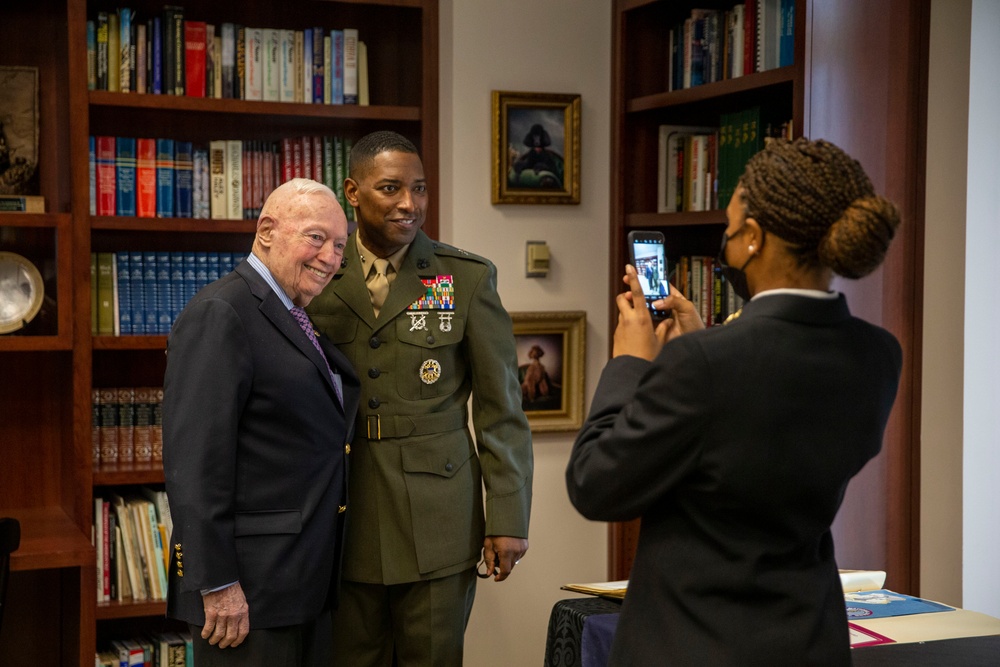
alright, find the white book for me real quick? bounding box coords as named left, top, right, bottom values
left=209, top=140, right=228, bottom=219
left=225, top=140, right=243, bottom=220
left=279, top=29, right=295, bottom=102
left=731, top=5, right=745, bottom=78
left=658, top=125, right=714, bottom=213
left=244, top=27, right=263, bottom=101
left=343, top=28, right=358, bottom=104
left=212, top=35, right=223, bottom=98
left=262, top=28, right=280, bottom=101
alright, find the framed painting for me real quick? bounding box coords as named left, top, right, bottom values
left=510, top=310, right=586, bottom=432
left=492, top=90, right=581, bottom=205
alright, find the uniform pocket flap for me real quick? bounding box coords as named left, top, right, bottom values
left=234, top=510, right=302, bottom=536
left=311, top=315, right=357, bottom=345
left=400, top=436, right=473, bottom=478
left=396, top=315, right=465, bottom=348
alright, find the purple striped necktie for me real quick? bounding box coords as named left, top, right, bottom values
left=290, top=306, right=343, bottom=406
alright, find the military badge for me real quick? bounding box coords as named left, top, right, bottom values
left=409, top=275, right=455, bottom=311
left=420, top=359, right=442, bottom=384
left=408, top=312, right=429, bottom=331
left=438, top=312, right=453, bottom=332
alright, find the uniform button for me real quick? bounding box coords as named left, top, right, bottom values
left=368, top=367, right=381, bottom=378
left=445, top=463, right=454, bottom=472
left=345, top=444, right=351, bottom=455
left=426, top=335, right=435, bottom=344
left=370, top=336, right=381, bottom=348
left=368, top=397, right=380, bottom=409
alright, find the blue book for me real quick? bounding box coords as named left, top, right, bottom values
left=155, top=138, right=174, bottom=217
left=194, top=252, right=209, bottom=293
left=779, top=0, right=795, bottom=67
left=115, top=137, right=137, bottom=216
left=89, top=136, right=97, bottom=215
left=128, top=250, right=145, bottom=334
left=116, top=253, right=132, bottom=334
left=206, top=253, right=221, bottom=284
left=303, top=28, right=313, bottom=103
left=312, top=27, right=324, bottom=103
left=169, top=252, right=185, bottom=326
left=87, top=21, right=96, bottom=90
left=142, top=251, right=159, bottom=333
left=182, top=251, right=198, bottom=305
left=174, top=140, right=194, bottom=219
left=156, top=251, right=172, bottom=333
left=152, top=16, right=162, bottom=94
left=330, top=30, right=344, bottom=104
left=219, top=251, right=236, bottom=274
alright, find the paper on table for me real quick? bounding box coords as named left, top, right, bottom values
left=561, top=580, right=628, bottom=599
left=839, top=569, right=886, bottom=593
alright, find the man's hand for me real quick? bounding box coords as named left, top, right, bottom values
left=482, top=536, right=528, bottom=582
left=201, top=582, right=250, bottom=648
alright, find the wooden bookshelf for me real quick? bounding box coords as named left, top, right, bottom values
left=608, top=0, right=928, bottom=593
left=0, top=0, right=439, bottom=663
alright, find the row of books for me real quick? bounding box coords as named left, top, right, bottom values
left=89, top=135, right=355, bottom=221
left=668, top=0, right=794, bottom=91
left=86, top=7, right=369, bottom=105
left=656, top=108, right=792, bottom=214
left=93, top=487, right=173, bottom=604
left=674, top=255, right=746, bottom=327
left=91, top=251, right=247, bottom=336
left=92, top=387, right=164, bottom=468
left=97, top=633, right=192, bottom=667
left=0, top=194, right=46, bottom=213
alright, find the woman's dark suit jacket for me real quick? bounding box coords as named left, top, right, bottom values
left=163, top=261, right=360, bottom=629
left=567, top=293, right=902, bottom=666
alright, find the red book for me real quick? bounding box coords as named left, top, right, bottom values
left=302, top=136, right=312, bottom=180
left=136, top=138, right=157, bottom=217
left=292, top=137, right=303, bottom=178
left=312, top=135, right=322, bottom=182
left=95, top=136, right=117, bottom=216
left=184, top=20, right=207, bottom=97
left=744, top=0, right=756, bottom=75
left=281, top=137, right=294, bottom=182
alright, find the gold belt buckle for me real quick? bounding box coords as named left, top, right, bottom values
left=367, top=415, right=381, bottom=440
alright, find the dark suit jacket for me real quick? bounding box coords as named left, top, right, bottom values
left=163, top=260, right=360, bottom=629
left=567, top=294, right=902, bottom=666
left=307, top=230, right=532, bottom=585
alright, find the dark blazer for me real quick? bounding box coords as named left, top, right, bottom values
left=307, top=230, right=532, bottom=585
left=163, top=260, right=360, bottom=629
left=567, top=294, right=902, bottom=666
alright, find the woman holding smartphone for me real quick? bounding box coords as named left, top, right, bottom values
left=566, top=137, right=902, bottom=666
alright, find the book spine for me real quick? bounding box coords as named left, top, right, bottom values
left=169, top=252, right=185, bottom=325
left=98, top=386, right=119, bottom=465
left=117, top=387, right=135, bottom=464
left=87, top=20, right=97, bottom=90
left=156, top=250, right=173, bottom=333
left=221, top=22, right=235, bottom=98
left=96, top=136, right=117, bottom=216
left=357, top=41, right=368, bottom=106
left=311, top=27, right=324, bottom=103
left=136, top=138, right=157, bottom=217
left=171, top=7, right=185, bottom=94
left=128, top=250, right=145, bottom=335
left=89, top=136, right=97, bottom=214
left=343, top=28, right=358, bottom=104
left=161, top=8, right=175, bottom=94
left=152, top=16, right=162, bottom=94
left=245, top=27, right=263, bottom=101
left=155, top=138, right=175, bottom=217
left=280, top=29, right=295, bottom=102
left=142, top=251, right=158, bottom=334
left=96, top=13, right=109, bottom=90
left=193, top=147, right=210, bottom=219
left=133, top=387, right=153, bottom=463
left=206, top=23, right=217, bottom=98
left=91, top=388, right=101, bottom=465
left=302, top=28, right=313, bottom=103
left=330, top=30, right=342, bottom=104
left=119, top=8, right=132, bottom=93
left=208, top=140, right=228, bottom=219
left=263, top=28, right=280, bottom=101
left=115, top=253, right=132, bottom=335
left=108, top=11, right=120, bottom=92
left=225, top=140, right=243, bottom=219
left=311, top=135, right=322, bottom=182
left=136, top=23, right=147, bottom=94
left=184, top=20, right=206, bottom=97
left=0, top=195, right=45, bottom=213
left=332, top=136, right=346, bottom=208
left=115, top=136, right=137, bottom=216
left=235, top=25, right=246, bottom=99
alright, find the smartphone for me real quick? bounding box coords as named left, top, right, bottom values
left=627, top=230, right=671, bottom=320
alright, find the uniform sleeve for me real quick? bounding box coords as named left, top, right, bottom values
left=464, top=262, right=533, bottom=538
left=566, top=337, right=713, bottom=522
left=162, top=297, right=252, bottom=592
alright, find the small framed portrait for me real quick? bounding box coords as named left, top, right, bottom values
left=510, top=310, right=586, bottom=432
left=492, top=90, right=581, bottom=205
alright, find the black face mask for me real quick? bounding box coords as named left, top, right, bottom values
left=716, top=225, right=759, bottom=302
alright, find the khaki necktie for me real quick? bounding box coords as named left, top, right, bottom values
left=368, top=258, right=391, bottom=315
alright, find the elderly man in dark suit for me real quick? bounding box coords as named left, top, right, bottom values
left=163, top=178, right=360, bottom=666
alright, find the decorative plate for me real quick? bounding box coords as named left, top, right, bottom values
left=0, top=251, right=44, bottom=334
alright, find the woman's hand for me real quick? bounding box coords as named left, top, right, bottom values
left=613, top=265, right=705, bottom=360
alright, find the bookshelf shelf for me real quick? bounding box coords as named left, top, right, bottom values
left=92, top=335, right=167, bottom=350
left=0, top=212, right=71, bottom=228
left=8, top=507, right=95, bottom=572
left=93, top=466, right=165, bottom=486
left=91, top=216, right=257, bottom=234
left=0, top=335, right=74, bottom=351
left=626, top=65, right=799, bottom=114
left=96, top=600, right=167, bottom=621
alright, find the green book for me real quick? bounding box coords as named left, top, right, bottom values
left=96, top=252, right=116, bottom=335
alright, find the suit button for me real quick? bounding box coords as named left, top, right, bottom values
left=368, top=367, right=381, bottom=378
left=370, top=336, right=381, bottom=348
left=426, top=335, right=435, bottom=344
left=445, top=462, right=454, bottom=472
left=368, top=397, right=380, bottom=409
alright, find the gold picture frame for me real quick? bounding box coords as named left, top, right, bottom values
left=510, top=310, right=586, bottom=432
left=492, top=91, right=581, bottom=205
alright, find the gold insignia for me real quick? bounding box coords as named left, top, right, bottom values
left=338, top=505, right=347, bottom=514
left=420, top=359, right=442, bottom=385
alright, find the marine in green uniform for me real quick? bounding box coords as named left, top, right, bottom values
left=307, top=131, right=533, bottom=666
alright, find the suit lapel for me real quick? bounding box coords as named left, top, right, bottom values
left=236, top=261, right=345, bottom=413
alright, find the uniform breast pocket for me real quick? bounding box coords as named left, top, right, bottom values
left=311, top=314, right=359, bottom=365
left=395, top=313, right=466, bottom=401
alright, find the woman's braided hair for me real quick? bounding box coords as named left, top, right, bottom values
left=740, top=137, right=901, bottom=279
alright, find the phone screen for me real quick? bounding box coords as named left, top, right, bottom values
left=630, top=235, right=670, bottom=315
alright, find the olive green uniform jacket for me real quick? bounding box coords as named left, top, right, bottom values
left=307, top=230, right=533, bottom=584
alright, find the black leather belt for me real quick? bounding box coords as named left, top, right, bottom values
left=365, top=408, right=468, bottom=440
